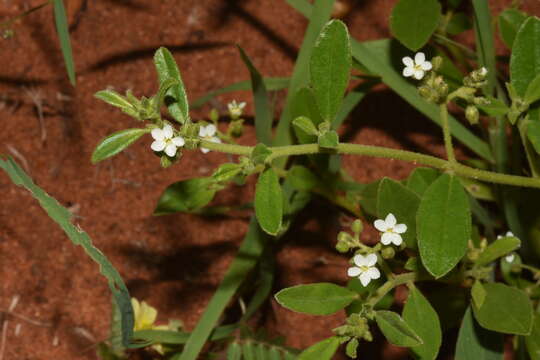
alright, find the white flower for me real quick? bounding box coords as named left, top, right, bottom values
left=198, top=124, right=221, bottom=153
left=374, top=213, right=407, bottom=246
left=402, top=52, right=432, bottom=80
left=151, top=124, right=185, bottom=157
left=228, top=100, right=246, bottom=119
left=505, top=253, right=515, bottom=263
left=497, top=231, right=515, bottom=239
left=479, top=67, right=488, bottom=77
left=347, top=254, right=381, bottom=287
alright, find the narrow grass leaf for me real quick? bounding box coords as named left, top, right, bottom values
left=154, top=47, right=189, bottom=123
left=177, top=218, right=269, bottom=360
left=275, top=283, right=357, bottom=315
left=0, top=157, right=133, bottom=346
left=238, top=46, right=273, bottom=145
left=91, top=128, right=149, bottom=163
left=472, top=0, right=497, bottom=95
left=375, top=310, right=423, bottom=347
left=227, top=342, right=242, bottom=360
left=390, top=0, right=441, bottom=51
left=332, top=81, right=376, bottom=130
left=255, top=168, right=283, bottom=235
left=53, top=0, right=76, bottom=86
left=472, top=283, right=533, bottom=335
left=417, top=174, right=471, bottom=278
left=455, top=307, right=504, bottom=360
left=310, top=19, right=351, bottom=122
left=133, top=324, right=236, bottom=345
left=403, top=287, right=442, bottom=359
left=298, top=336, right=339, bottom=360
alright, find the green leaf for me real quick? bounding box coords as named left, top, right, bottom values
left=310, top=19, right=351, bottom=122
left=191, top=77, right=289, bottom=108
left=91, top=128, right=149, bottom=163
left=212, top=163, right=243, bottom=183
left=476, top=236, right=521, bottom=266
left=526, top=312, right=540, bottom=360
left=154, top=47, right=189, bottom=123
left=375, top=310, right=423, bottom=347
left=293, top=116, right=319, bottom=136
left=227, top=342, right=242, bottom=360
left=255, top=168, right=283, bottom=235
left=471, top=281, right=486, bottom=309
left=53, top=0, right=76, bottom=86
left=447, top=12, right=472, bottom=36
left=390, top=0, right=441, bottom=51
left=472, top=0, right=497, bottom=95
left=318, top=130, right=339, bottom=149
left=177, top=219, right=268, bottom=360
left=0, top=157, right=133, bottom=346
left=417, top=174, right=471, bottom=278
left=377, top=178, right=421, bottom=249
left=476, top=96, right=510, bottom=117
left=95, top=90, right=133, bottom=110
left=527, top=121, right=540, bottom=155
left=274, top=0, right=334, bottom=148
left=407, top=167, right=440, bottom=196
left=251, top=143, right=273, bottom=165
left=455, top=307, right=504, bottom=360
left=510, top=17, right=540, bottom=97
left=498, top=8, right=527, bottom=49
left=153, top=178, right=216, bottom=215
left=403, top=287, right=442, bottom=359
left=298, top=337, right=340, bottom=360
left=238, top=46, right=273, bottom=145
left=274, top=283, right=357, bottom=315
left=133, top=324, right=236, bottom=345
left=243, top=342, right=256, bottom=360
left=287, top=165, right=321, bottom=191
left=525, top=74, right=540, bottom=105
left=472, top=283, right=533, bottom=335
left=290, top=87, right=324, bottom=145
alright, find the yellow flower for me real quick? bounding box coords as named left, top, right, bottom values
left=131, top=298, right=158, bottom=331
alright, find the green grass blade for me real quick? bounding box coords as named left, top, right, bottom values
left=240, top=249, right=275, bottom=322
left=0, top=157, right=133, bottom=346
left=53, top=0, right=76, bottom=86
left=238, top=46, right=273, bottom=145
left=332, top=81, right=376, bottom=129
left=176, top=218, right=269, bottom=360
left=472, top=0, right=497, bottom=95
left=273, top=0, right=335, bottom=147
left=133, top=324, right=236, bottom=345
left=191, top=78, right=289, bottom=109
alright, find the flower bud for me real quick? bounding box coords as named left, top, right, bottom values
left=351, top=219, right=363, bottom=234
left=381, top=247, right=395, bottom=259
left=431, top=56, right=443, bottom=71
left=465, top=105, right=479, bottom=125
left=209, top=108, right=219, bottom=123
left=229, top=119, right=244, bottom=137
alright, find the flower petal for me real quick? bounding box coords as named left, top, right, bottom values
left=385, top=213, right=397, bottom=227
left=359, top=272, right=372, bottom=287
left=205, top=124, right=217, bottom=136
left=347, top=266, right=362, bottom=277
left=151, top=128, right=165, bottom=141
left=365, top=253, right=378, bottom=267
left=353, top=254, right=368, bottom=267
left=388, top=233, right=403, bottom=246
left=505, top=254, right=515, bottom=263
left=238, top=102, right=246, bottom=109
left=365, top=266, right=380, bottom=280
left=172, top=136, right=185, bottom=147
left=151, top=140, right=166, bottom=152
left=198, top=125, right=208, bottom=137
left=394, top=223, right=407, bottom=234
left=403, top=67, right=414, bottom=77
left=209, top=136, right=221, bottom=144
left=506, top=231, right=514, bottom=237
left=165, top=143, right=177, bottom=157
left=413, top=69, right=425, bottom=80
left=421, top=61, right=432, bottom=71
left=414, top=52, right=426, bottom=65
left=200, top=147, right=210, bottom=154
left=374, top=219, right=389, bottom=232
left=162, top=125, right=173, bottom=139
left=402, top=56, right=414, bottom=67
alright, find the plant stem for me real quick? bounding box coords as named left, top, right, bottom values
left=199, top=141, right=540, bottom=189
left=366, top=272, right=418, bottom=307
left=440, top=103, right=456, bottom=164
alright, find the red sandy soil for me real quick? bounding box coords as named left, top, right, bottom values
left=0, top=0, right=537, bottom=359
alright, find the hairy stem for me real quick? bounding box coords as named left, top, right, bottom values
left=440, top=103, right=456, bottom=164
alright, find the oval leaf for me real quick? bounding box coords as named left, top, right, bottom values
left=407, top=167, right=440, bottom=196
left=274, top=283, right=357, bottom=315
left=375, top=310, right=423, bottom=347
left=91, top=128, right=149, bottom=163
left=476, top=236, right=521, bottom=266
left=498, top=8, right=527, bottom=49
left=154, top=178, right=216, bottom=215
left=417, top=174, right=471, bottom=278
left=310, top=20, right=351, bottom=122
left=390, top=0, right=441, bottom=51
left=154, top=47, right=189, bottom=123
left=403, top=288, right=442, bottom=359
left=526, top=312, right=540, bottom=360
left=455, top=307, right=504, bottom=360
left=298, top=337, right=340, bottom=360
left=472, top=283, right=533, bottom=335
left=510, top=17, right=540, bottom=97
left=255, top=168, right=283, bottom=235
left=377, top=177, right=421, bottom=249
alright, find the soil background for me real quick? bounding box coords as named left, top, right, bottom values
left=0, top=0, right=538, bottom=359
